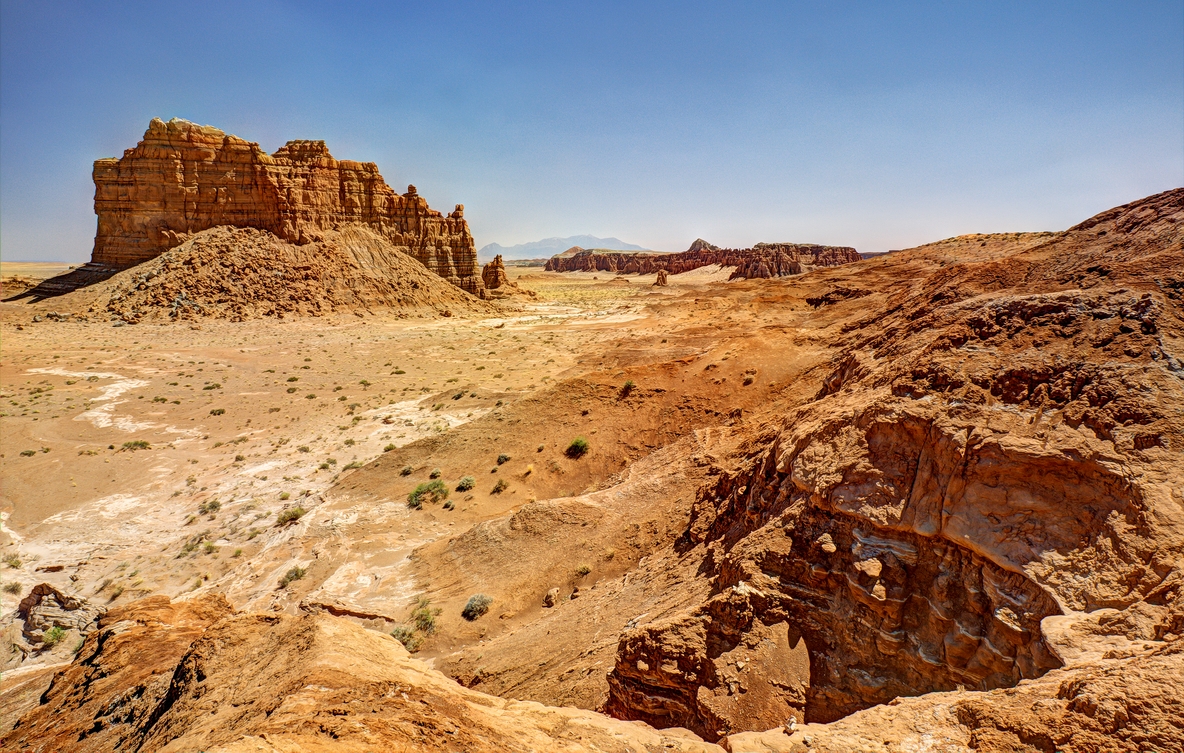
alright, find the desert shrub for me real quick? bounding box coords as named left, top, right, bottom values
left=42, top=626, right=66, bottom=647
left=344, top=438, right=355, bottom=446
left=462, top=594, right=493, bottom=621
left=412, top=597, right=441, bottom=634
left=198, top=499, right=221, bottom=515
left=576, top=564, right=591, bottom=576
left=456, top=475, right=475, bottom=492
left=429, top=468, right=442, bottom=479
left=232, top=548, right=243, bottom=558
left=305, top=394, right=316, bottom=400
left=400, top=465, right=413, bottom=476
left=3, top=554, right=21, bottom=569
left=297, top=445, right=311, bottom=453
left=442, top=500, right=454, bottom=510
left=122, top=440, right=151, bottom=451
left=620, top=380, right=635, bottom=397
left=408, top=480, right=448, bottom=508
left=491, top=479, right=508, bottom=494
left=287, top=376, right=299, bottom=382
left=3, top=581, right=21, bottom=594
left=203, top=542, right=217, bottom=555
left=275, top=507, right=306, bottom=526
left=287, top=387, right=298, bottom=393
left=209, top=408, right=225, bottom=416
left=235, top=454, right=244, bottom=461
left=384, top=444, right=396, bottom=452
left=566, top=436, right=589, bottom=458
left=537, top=444, right=545, bottom=452
left=279, top=491, right=291, bottom=500
left=278, top=566, right=306, bottom=588
left=203, top=383, right=221, bottom=390
left=19, top=450, right=35, bottom=457
left=497, top=453, right=510, bottom=465
left=391, top=625, right=422, bottom=652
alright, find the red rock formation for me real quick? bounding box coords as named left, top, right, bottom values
left=543, top=239, right=859, bottom=278
left=90, top=118, right=483, bottom=295
left=482, top=254, right=511, bottom=289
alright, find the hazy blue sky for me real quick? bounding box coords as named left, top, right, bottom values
left=2, top=1, right=1181, bottom=261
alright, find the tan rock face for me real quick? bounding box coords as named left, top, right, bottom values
left=91, top=118, right=483, bottom=295
left=2, top=594, right=723, bottom=753
left=543, top=240, right=859, bottom=278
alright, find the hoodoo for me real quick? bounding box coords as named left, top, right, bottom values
left=87, top=118, right=483, bottom=295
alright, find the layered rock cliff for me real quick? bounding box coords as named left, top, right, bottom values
left=543, top=239, right=860, bottom=278
left=90, top=118, right=483, bottom=295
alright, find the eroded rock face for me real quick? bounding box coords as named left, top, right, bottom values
left=603, top=188, right=1184, bottom=738
left=483, top=253, right=511, bottom=289
left=544, top=240, right=859, bottom=278
left=17, top=583, right=105, bottom=643
left=91, top=118, right=483, bottom=295
left=2, top=594, right=722, bottom=753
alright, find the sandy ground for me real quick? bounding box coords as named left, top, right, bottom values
left=0, top=266, right=764, bottom=665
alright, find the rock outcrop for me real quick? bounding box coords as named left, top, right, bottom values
left=2, top=593, right=721, bottom=753
left=603, top=188, right=1184, bottom=738
left=482, top=254, right=511, bottom=289
left=544, top=240, right=859, bottom=278
left=17, top=583, right=105, bottom=643
left=87, top=118, right=483, bottom=295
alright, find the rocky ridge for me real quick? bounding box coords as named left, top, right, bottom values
left=543, top=239, right=861, bottom=278
left=84, top=118, right=483, bottom=296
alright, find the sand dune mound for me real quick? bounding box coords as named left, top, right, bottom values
left=75, top=224, right=493, bottom=322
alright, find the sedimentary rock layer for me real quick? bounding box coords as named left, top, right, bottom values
left=543, top=239, right=861, bottom=278
left=91, top=118, right=483, bottom=295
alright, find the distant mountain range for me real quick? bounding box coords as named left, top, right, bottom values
left=477, top=235, right=648, bottom=262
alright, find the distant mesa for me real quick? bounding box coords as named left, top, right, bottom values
left=478, top=235, right=648, bottom=263
left=13, top=118, right=483, bottom=301
left=544, top=238, right=860, bottom=278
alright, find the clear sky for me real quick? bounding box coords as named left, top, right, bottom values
left=1, top=1, right=1181, bottom=261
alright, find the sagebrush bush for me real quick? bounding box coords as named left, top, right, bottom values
left=278, top=565, right=306, bottom=588
left=491, top=479, right=508, bottom=494
left=408, top=480, right=448, bottom=509
left=456, top=475, right=475, bottom=491
left=276, top=507, right=306, bottom=526
left=566, top=436, right=589, bottom=458
left=462, top=593, right=493, bottom=621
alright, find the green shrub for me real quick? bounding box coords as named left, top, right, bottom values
left=287, top=376, right=299, bottom=382
left=203, top=383, right=221, bottom=390
left=400, top=465, right=413, bottom=476
left=3, top=554, right=21, bottom=569
left=412, top=597, right=441, bottom=634
left=279, top=491, right=291, bottom=500
left=287, top=387, right=298, bottom=393
left=3, top=581, right=21, bottom=594
left=429, top=468, right=442, bottom=479
left=384, top=444, right=396, bottom=452
left=408, top=480, right=448, bottom=509
left=620, top=380, right=635, bottom=397
left=391, top=625, right=422, bottom=652
left=456, top=476, right=475, bottom=492
left=42, top=626, right=66, bottom=647
left=19, top=449, right=36, bottom=457
left=121, top=440, right=151, bottom=451
left=576, top=564, right=591, bottom=576
left=209, top=408, right=225, bottom=416
left=496, top=453, right=510, bottom=465
left=462, top=593, right=492, bottom=621
left=198, top=499, right=221, bottom=515
left=276, top=507, right=306, bottom=526
left=491, top=479, right=508, bottom=494
left=565, top=436, right=589, bottom=458
left=278, top=566, right=306, bottom=588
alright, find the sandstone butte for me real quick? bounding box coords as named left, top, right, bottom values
left=69, top=117, right=483, bottom=296
left=543, top=238, right=862, bottom=278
